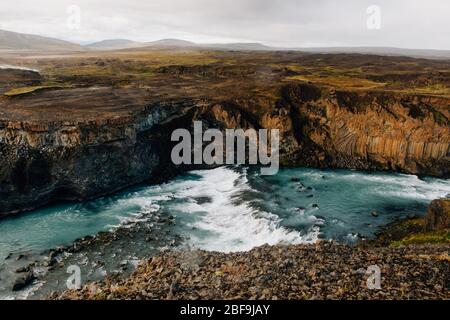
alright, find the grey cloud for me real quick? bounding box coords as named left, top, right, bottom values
left=0, top=0, right=448, bottom=49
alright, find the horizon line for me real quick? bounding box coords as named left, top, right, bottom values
left=1, top=27, right=449, bottom=52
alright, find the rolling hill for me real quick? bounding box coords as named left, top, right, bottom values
left=1, top=29, right=449, bottom=59
left=84, top=39, right=144, bottom=50
left=0, top=29, right=84, bottom=51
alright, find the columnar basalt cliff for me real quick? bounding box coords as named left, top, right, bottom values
left=197, top=84, right=449, bottom=175
left=279, top=84, right=450, bottom=176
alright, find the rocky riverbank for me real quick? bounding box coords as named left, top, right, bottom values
left=1, top=207, right=184, bottom=299
left=51, top=242, right=449, bottom=300
left=369, top=198, right=450, bottom=247
left=51, top=199, right=449, bottom=300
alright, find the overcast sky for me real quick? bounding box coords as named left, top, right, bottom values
left=0, top=0, right=449, bottom=49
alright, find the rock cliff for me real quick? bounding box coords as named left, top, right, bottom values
left=197, top=83, right=449, bottom=176
left=0, top=99, right=199, bottom=215
left=1, top=83, right=449, bottom=216
left=281, top=84, right=449, bottom=176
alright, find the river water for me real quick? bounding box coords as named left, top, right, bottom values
left=0, top=166, right=449, bottom=298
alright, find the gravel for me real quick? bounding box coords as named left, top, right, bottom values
left=51, top=242, right=449, bottom=300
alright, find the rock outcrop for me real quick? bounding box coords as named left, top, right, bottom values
left=424, top=198, right=450, bottom=232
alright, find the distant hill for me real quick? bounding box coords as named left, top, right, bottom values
left=87, top=39, right=449, bottom=58
left=86, top=39, right=272, bottom=51
left=204, top=42, right=273, bottom=51
left=85, top=39, right=144, bottom=50
left=294, top=47, right=450, bottom=60
left=0, top=29, right=84, bottom=51
left=1, top=29, right=449, bottom=59
left=86, top=38, right=197, bottom=50
left=147, top=39, right=197, bottom=47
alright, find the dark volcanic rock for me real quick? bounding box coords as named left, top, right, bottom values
left=0, top=99, right=199, bottom=216
left=12, top=271, right=35, bottom=291
left=51, top=243, right=450, bottom=300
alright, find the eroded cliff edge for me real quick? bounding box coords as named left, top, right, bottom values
left=0, top=98, right=202, bottom=215
left=0, top=83, right=449, bottom=216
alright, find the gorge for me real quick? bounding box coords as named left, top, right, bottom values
left=0, top=49, right=448, bottom=299
left=1, top=81, right=448, bottom=216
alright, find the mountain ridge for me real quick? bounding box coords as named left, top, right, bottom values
left=1, top=29, right=449, bottom=59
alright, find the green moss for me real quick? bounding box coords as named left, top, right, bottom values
left=3, top=85, right=68, bottom=97
left=399, top=218, right=425, bottom=228
left=429, top=108, right=448, bottom=125
left=391, top=230, right=450, bottom=247
left=284, top=74, right=386, bottom=90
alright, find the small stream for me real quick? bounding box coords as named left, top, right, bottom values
left=0, top=65, right=39, bottom=72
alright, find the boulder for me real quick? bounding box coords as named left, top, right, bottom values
left=424, top=198, right=450, bottom=232
left=12, top=271, right=35, bottom=291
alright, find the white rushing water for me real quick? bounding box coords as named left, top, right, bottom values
left=165, top=167, right=317, bottom=252
left=1, top=166, right=449, bottom=299
left=1, top=166, right=449, bottom=260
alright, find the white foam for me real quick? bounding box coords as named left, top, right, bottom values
left=339, top=172, right=450, bottom=201
left=169, top=167, right=316, bottom=252
left=374, top=178, right=450, bottom=201
left=115, top=196, right=156, bottom=210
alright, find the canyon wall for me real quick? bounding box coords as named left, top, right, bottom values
left=196, top=84, right=449, bottom=177
left=0, top=100, right=198, bottom=216
left=0, top=84, right=448, bottom=216
left=281, top=84, right=449, bottom=176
